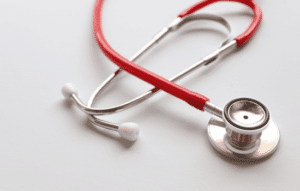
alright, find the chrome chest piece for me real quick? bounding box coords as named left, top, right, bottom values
left=207, top=98, right=280, bottom=160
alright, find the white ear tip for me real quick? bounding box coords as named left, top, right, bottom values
left=62, top=83, right=78, bottom=99
left=118, top=122, right=140, bottom=141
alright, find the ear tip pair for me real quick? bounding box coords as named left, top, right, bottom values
left=118, top=122, right=140, bottom=141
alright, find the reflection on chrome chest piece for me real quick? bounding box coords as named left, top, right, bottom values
left=207, top=115, right=280, bottom=161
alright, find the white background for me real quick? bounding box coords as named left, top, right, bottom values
left=1, top=0, right=300, bottom=190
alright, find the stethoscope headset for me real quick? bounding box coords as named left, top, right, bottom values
left=62, top=0, right=280, bottom=161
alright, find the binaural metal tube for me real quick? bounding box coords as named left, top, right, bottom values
left=69, top=14, right=236, bottom=129
left=86, top=14, right=234, bottom=114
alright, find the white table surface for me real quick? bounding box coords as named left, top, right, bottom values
left=1, top=0, right=300, bottom=190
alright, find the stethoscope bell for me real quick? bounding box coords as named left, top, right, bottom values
left=207, top=98, right=280, bottom=161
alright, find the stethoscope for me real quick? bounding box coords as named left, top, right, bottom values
left=62, top=0, right=280, bottom=161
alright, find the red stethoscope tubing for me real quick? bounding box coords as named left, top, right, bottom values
left=93, top=0, right=262, bottom=111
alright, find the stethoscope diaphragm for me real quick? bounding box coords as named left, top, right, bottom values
left=208, top=98, right=280, bottom=160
